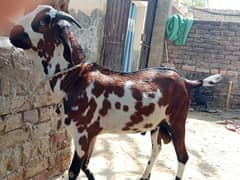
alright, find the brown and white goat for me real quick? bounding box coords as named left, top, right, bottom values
left=9, top=5, right=222, bottom=180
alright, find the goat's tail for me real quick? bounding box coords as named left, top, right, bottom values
left=185, top=74, right=223, bottom=90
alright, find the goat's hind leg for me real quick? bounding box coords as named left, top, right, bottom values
left=171, top=123, right=189, bottom=180
left=141, top=128, right=161, bottom=180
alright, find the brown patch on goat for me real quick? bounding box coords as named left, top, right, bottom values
left=76, top=98, right=97, bottom=126
left=113, top=86, right=124, bottom=97
left=131, top=87, right=143, bottom=101
left=123, top=105, right=129, bottom=112
left=9, top=25, right=33, bottom=49
left=63, top=30, right=85, bottom=65
left=148, top=93, right=155, bottom=98
left=122, top=102, right=155, bottom=130
left=144, top=123, right=153, bottom=129
left=104, top=84, right=125, bottom=98
left=92, top=81, right=105, bottom=98
left=37, top=38, right=55, bottom=61
left=78, top=120, right=102, bottom=158
left=99, top=99, right=111, bottom=116
left=115, top=102, right=121, bottom=110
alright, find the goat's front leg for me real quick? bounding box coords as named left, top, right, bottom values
left=68, top=137, right=96, bottom=180
left=141, top=128, right=161, bottom=180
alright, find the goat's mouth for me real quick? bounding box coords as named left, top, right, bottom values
left=10, top=26, right=33, bottom=49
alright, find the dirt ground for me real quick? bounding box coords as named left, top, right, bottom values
left=56, top=111, right=240, bottom=180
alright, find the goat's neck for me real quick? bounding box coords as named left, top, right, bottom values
left=48, top=38, right=85, bottom=93
left=64, top=30, right=85, bottom=66
left=26, top=30, right=86, bottom=99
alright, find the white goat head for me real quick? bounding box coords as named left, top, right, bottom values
left=9, top=5, right=82, bottom=76
left=10, top=5, right=80, bottom=49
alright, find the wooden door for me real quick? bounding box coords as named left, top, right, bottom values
left=102, top=0, right=131, bottom=71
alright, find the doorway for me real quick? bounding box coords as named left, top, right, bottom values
left=102, top=0, right=157, bottom=72
left=122, top=1, right=148, bottom=72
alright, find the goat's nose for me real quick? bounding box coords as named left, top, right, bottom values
left=10, top=25, right=32, bottom=49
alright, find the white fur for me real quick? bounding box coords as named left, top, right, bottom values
left=71, top=106, right=79, bottom=111
left=47, top=44, right=70, bottom=77
left=125, top=80, right=135, bottom=88
left=65, top=119, right=86, bottom=157
left=176, top=162, right=185, bottom=179
left=142, top=128, right=162, bottom=179
left=142, top=89, right=162, bottom=106
left=16, top=5, right=55, bottom=47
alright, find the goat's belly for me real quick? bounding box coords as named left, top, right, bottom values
left=100, top=105, right=168, bottom=134
left=73, top=80, right=169, bottom=134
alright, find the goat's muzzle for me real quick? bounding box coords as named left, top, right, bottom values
left=9, top=25, right=32, bottom=49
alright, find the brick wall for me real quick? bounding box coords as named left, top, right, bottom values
left=0, top=38, right=71, bottom=179
left=165, top=20, right=240, bottom=109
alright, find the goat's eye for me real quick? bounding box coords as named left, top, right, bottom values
left=40, top=15, right=51, bottom=26
left=39, top=20, right=46, bottom=26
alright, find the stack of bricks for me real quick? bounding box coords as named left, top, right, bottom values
left=0, top=38, right=72, bottom=179
left=164, top=20, right=240, bottom=109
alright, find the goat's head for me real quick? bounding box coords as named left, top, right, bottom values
left=10, top=5, right=80, bottom=49
left=9, top=5, right=82, bottom=75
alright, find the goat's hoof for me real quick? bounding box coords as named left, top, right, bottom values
left=140, top=174, right=151, bottom=180
left=68, top=171, right=77, bottom=180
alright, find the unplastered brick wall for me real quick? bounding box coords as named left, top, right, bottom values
left=165, top=20, right=240, bottom=109
left=0, top=38, right=72, bottom=179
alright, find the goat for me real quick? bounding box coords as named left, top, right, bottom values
left=9, top=5, right=222, bottom=180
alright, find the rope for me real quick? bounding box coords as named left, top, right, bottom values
left=9, top=63, right=82, bottom=115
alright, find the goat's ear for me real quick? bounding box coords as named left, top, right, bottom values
left=56, top=23, right=72, bottom=63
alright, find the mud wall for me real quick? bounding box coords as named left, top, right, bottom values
left=69, top=0, right=107, bottom=64
left=0, top=38, right=72, bottom=179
